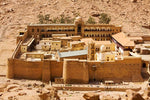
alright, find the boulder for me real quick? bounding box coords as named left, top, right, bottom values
left=126, top=89, right=144, bottom=100
left=18, top=92, right=27, bottom=96
left=83, top=92, right=100, bottom=100
left=90, top=12, right=100, bottom=17
left=6, top=84, right=19, bottom=92
left=39, top=87, right=60, bottom=100
left=131, top=0, right=137, bottom=3
left=0, top=83, right=8, bottom=92
left=17, top=95, right=41, bottom=100
left=143, top=89, right=150, bottom=99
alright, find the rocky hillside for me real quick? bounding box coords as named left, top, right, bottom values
left=0, top=0, right=150, bottom=69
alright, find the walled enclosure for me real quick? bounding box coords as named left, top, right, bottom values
left=63, top=57, right=143, bottom=84
left=7, top=17, right=144, bottom=83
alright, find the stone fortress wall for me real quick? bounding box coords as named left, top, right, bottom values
left=8, top=59, right=63, bottom=82
left=8, top=57, right=143, bottom=83
left=63, top=57, right=143, bottom=84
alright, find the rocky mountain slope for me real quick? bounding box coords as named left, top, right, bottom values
left=0, top=0, right=150, bottom=71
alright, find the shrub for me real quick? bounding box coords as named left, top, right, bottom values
left=37, top=14, right=50, bottom=24
left=99, top=13, right=111, bottom=24
left=86, top=16, right=96, bottom=24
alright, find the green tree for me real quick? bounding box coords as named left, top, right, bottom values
left=37, top=14, right=44, bottom=24
left=51, top=17, right=59, bottom=24
left=86, top=16, right=96, bottom=24
left=65, top=17, right=75, bottom=24
left=60, top=15, right=65, bottom=23
left=37, top=14, right=50, bottom=24
left=99, top=13, right=111, bottom=24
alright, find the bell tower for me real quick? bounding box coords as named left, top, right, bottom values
left=87, top=42, right=96, bottom=61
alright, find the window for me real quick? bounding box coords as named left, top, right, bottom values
left=143, top=63, right=146, bottom=68
left=20, top=32, right=24, bottom=35
left=41, top=29, right=44, bottom=32
left=37, top=29, right=39, bottom=32
left=32, top=29, right=34, bottom=32
left=107, top=57, right=109, bottom=61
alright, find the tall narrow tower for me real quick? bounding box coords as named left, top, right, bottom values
left=87, top=42, right=96, bottom=61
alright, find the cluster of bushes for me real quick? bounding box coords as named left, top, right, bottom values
left=37, top=13, right=111, bottom=24
left=37, top=14, right=75, bottom=24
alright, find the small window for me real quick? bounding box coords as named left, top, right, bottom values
left=41, top=29, right=44, bottom=32
left=20, top=32, right=24, bottom=35
left=143, top=63, right=146, bottom=68
left=32, top=29, right=34, bottom=32
left=37, top=29, right=39, bottom=32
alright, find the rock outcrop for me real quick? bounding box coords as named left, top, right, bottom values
left=83, top=92, right=100, bottom=100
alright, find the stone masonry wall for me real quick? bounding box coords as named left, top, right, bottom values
left=63, top=57, right=143, bottom=84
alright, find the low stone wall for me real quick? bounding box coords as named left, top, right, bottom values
left=54, top=86, right=141, bottom=92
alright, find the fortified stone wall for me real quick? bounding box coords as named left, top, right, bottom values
left=7, top=59, right=63, bottom=82
left=8, top=59, right=43, bottom=80
left=50, top=60, right=63, bottom=81
left=8, top=57, right=143, bottom=83
left=63, top=59, right=89, bottom=84
left=87, top=57, right=143, bottom=82
left=63, top=57, right=143, bottom=84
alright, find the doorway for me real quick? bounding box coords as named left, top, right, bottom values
left=77, top=24, right=81, bottom=35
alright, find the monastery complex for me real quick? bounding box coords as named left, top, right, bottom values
left=7, top=17, right=150, bottom=84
